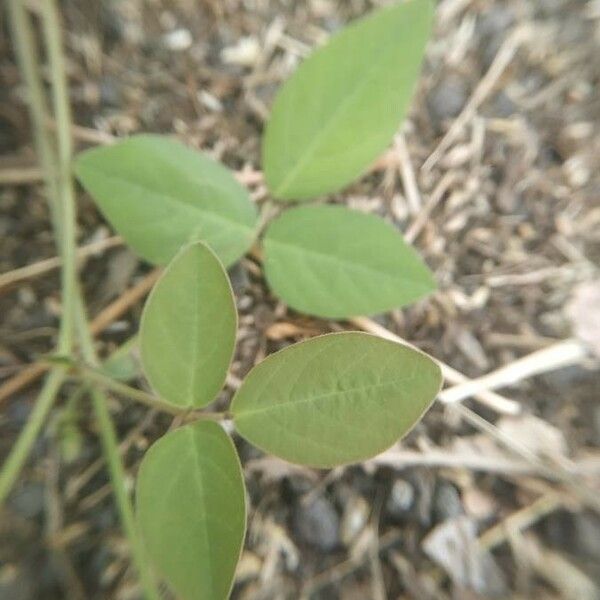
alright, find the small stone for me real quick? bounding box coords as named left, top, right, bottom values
left=423, top=516, right=507, bottom=597
left=432, top=480, right=464, bottom=522
left=236, top=551, right=262, bottom=582
left=564, top=155, right=591, bottom=188
left=427, top=76, right=467, bottom=123
left=492, top=91, right=516, bottom=118
left=99, top=77, right=121, bottom=107
left=340, top=496, right=370, bottom=545
left=253, top=304, right=276, bottom=331
left=285, top=474, right=314, bottom=495
left=228, top=263, right=250, bottom=295
left=463, top=488, right=496, bottom=521
left=574, top=513, right=600, bottom=559
left=93, top=506, right=118, bottom=530
left=293, top=496, right=339, bottom=551
left=477, top=8, right=514, bottom=70
left=540, top=364, right=595, bottom=391
left=386, top=478, right=415, bottom=519
left=413, top=470, right=436, bottom=526
left=478, top=7, right=514, bottom=38
left=9, top=482, right=45, bottom=519
left=221, top=37, right=260, bottom=67
left=198, top=90, right=223, bottom=113
left=162, top=29, right=192, bottom=51
left=100, top=6, right=124, bottom=44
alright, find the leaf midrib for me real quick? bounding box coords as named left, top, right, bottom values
left=185, top=264, right=202, bottom=406
left=235, top=376, right=414, bottom=420
left=266, top=236, right=432, bottom=289
left=188, top=434, right=215, bottom=599
left=271, top=24, right=396, bottom=197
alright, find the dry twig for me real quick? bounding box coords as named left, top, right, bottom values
left=0, top=236, right=123, bottom=291
left=422, top=26, right=530, bottom=173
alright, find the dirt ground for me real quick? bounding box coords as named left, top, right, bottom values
left=1, top=0, right=600, bottom=598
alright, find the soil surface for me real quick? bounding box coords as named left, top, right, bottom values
left=1, top=0, right=599, bottom=598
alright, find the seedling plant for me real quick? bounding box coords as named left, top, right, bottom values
left=4, top=1, right=442, bottom=598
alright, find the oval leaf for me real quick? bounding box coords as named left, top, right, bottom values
left=140, top=242, right=237, bottom=408
left=232, top=332, right=442, bottom=467
left=262, top=0, right=433, bottom=200
left=263, top=204, right=436, bottom=319
left=101, top=335, right=139, bottom=382
left=136, top=421, right=246, bottom=600
left=75, top=134, right=258, bottom=266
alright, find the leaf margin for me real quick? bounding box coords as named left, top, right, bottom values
left=135, top=419, right=247, bottom=600
left=139, top=240, right=238, bottom=409
left=74, top=133, right=259, bottom=266
left=231, top=330, right=443, bottom=468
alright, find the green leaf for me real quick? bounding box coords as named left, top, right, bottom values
left=75, top=134, right=258, bottom=266
left=263, top=204, right=436, bottom=319
left=101, top=335, right=140, bottom=382
left=140, top=242, right=237, bottom=408
left=262, top=0, right=433, bottom=200
left=136, top=421, right=246, bottom=600
left=232, top=332, right=441, bottom=467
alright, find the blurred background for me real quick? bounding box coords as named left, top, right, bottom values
left=1, top=0, right=599, bottom=598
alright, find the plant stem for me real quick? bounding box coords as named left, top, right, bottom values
left=0, top=367, right=67, bottom=503
left=74, top=361, right=228, bottom=421
left=90, top=389, right=161, bottom=599
left=72, top=297, right=161, bottom=600
left=6, top=0, right=60, bottom=223
left=36, top=2, right=161, bottom=596
left=1, top=0, right=70, bottom=505
left=76, top=361, right=184, bottom=416
left=39, top=0, right=77, bottom=356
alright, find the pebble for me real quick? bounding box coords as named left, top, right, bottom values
left=386, top=478, right=415, bottom=519
left=253, top=304, right=276, bottom=331
left=221, top=37, right=260, bottom=67
left=236, top=551, right=262, bottom=582
left=492, top=91, right=516, bottom=118
left=574, top=513, right=600, bottom=559
left=9, top=482, right=45, bottom=519
left=477, top=7, right=515, bottom=39
left=6, top=397, right=33, bottom=429
left=228, top=263, right=250, bottom=295
left=427, top=76, right=467, bottom=123
left=413, top=471, right=436, bottom=526
left=99, top=76, right=121, bottom=107
left=92, top=505, right=118, bottom=531
left=100, top=5, right=124, bottom=44
left=340, top=496, right=370, bottom=545
left=477, top=7, right=514, bottom=70
left=541, top=365, right=596, bottom=391
left=162, top=29, right=193, bottom=52
left=293, top=496, right=339, bottom=551
left=432, top=480, right=464, bottom=522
